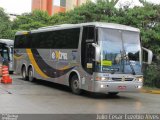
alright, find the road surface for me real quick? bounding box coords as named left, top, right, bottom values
left=0, top=75, right=159, bottom=114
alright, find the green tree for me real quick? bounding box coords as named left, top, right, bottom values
left=0, top=8, right=13, bottom=39
left=12, top=10, right=51, bottom=30
left=12, top=1, right=160, bottom=56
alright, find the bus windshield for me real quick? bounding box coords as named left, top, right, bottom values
left=2, top=48, right=9, bottom=61
left=97, top=28, right=142, bottom=75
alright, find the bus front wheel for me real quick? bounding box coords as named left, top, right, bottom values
left=70, top=75, right=81, bottom=95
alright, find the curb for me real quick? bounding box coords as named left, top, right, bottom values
left=141, top=89, right=160, bottom=94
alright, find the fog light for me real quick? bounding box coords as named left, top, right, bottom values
left=101, top=85, right=104, bottom=88
left=137, top=86, right=142, bottom=89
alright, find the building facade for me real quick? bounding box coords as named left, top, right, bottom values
left=32, top=0, right=53, bottom=15
left=66, top=0, right=87, bottom=11
left=32, top=0, right=94, bottom=15
left=53, top=0, right=66, bottom=14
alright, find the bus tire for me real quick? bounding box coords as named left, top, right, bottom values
left=108, top=92, right=119, bottom=96
left=21, top=66, right=28, bottom=80
left=28, top=67, right=35, bottom=82
left=70, top=75, right=81, bottom=95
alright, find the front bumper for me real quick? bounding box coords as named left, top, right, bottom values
left=93, top=81, right=143, bottom=93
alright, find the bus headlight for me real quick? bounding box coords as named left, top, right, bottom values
left=95, top=77, right=109, bottom=81
left=137, top=77, right=143, bottom=82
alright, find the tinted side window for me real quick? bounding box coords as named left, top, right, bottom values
left=31, top=28, right=80, bottom=49
left=14, top=35, right=30, bottom=48
left=31, top=32, right=54, bottom=48
left=31, top=33, right=38, bottom=48
left=57, top=28, right=80, bottom=49
left=86, top=27, right=95, bottom=40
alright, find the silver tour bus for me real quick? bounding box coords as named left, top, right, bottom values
left=14, top=22, right=153, bottom=95
left=0, top=39, right=14, bottom=73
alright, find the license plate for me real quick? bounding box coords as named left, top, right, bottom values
left=118, top=86, right=126, bottom=90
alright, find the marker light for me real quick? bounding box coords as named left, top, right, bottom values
left=138, top=86, right=142, bottom=89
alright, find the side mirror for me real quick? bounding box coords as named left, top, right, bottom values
left=92, top=43, right=100, bottom=62
left=142, top=47, right=153, bottom=64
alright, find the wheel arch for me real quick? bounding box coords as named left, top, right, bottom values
left=69, top=70, right=81, bottom=88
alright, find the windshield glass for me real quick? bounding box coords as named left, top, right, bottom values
left=96, top=28, right=142, bottom=74
left=2, top=48, right=9, bottom=61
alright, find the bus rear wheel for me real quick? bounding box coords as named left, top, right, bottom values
left=70, top=75, right=81, bottom=95
left=28, top=67, right=35, bottom=82
left=22, top=66, right=27, bottom=80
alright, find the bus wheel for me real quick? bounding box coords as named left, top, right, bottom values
left=22, top=66, right=27, bottom=80
left=28, top=67, right=35, bottom=82
left=108, top=92, right=119, bottom=96
left=70, top=75, right=81, bottom=95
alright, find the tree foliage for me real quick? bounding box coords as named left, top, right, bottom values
left=1, top=0, right=159, bottom=55
left=0, top=8, right=13, bottom=39
left=10, top=1, right=160, bottom=55
left=1, top=1, right=159, bottom=54
left=12, top=10, right=51, bottom=30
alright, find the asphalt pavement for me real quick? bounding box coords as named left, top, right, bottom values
left=0, top=75, right=160, bottom=114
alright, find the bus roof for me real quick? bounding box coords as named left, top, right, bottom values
left=15, top=31, right=29, bottom=36
left=0, top=39, right=14, bottom=46
left=40, top=22, right=139, bottom=31
left=16, top=22, right=140, bottom=35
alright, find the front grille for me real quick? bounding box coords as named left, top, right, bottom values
left=125, top=78, right=134, bottom=81
left=112, top=78, right=134, bottom=81
left=112, top=78, right=122, bottom=81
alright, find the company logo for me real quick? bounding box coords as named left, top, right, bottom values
left=52, top=51, right=68, bottom=60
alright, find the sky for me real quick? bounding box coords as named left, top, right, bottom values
left=0, top=0, right=32, bottom=15
left=0, top=0, right=160, bottom=15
